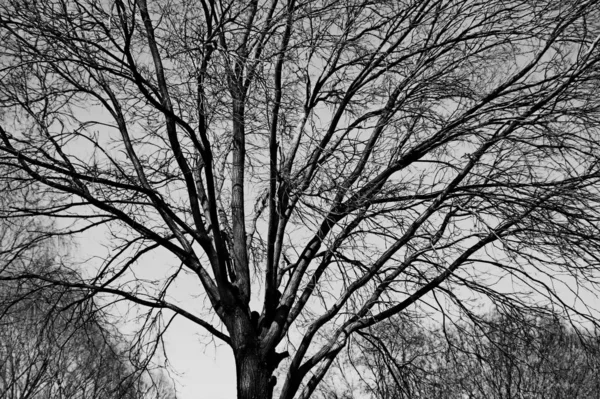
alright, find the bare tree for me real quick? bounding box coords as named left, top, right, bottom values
left=2, top=1, right=600, bottom=398
left=325, top=311, right=600, bottom=399
left=0, top=274, right=177, bottom=399
left=0, top=177, right=176, bottom=399
left=460, top=312, right=600, bottom=399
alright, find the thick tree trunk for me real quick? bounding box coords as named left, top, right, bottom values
left=236, top=349, right=273, bottom=399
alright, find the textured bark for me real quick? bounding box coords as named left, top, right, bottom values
left=236, top=349, right=273, bottom=399
left=226, top=306, right=275, bottom=399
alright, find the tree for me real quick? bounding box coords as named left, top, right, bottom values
left=0, top=272, right=177, bottom=399
left=0, top=175, right=176, bottom=399
left=460, top=312, right=600, bottom=399
left=1, top=0, right=600, bottom=398
left=324, top=311, right=600, bottom=399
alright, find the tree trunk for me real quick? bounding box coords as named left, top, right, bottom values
left=236, top=349, right=273, bottom=399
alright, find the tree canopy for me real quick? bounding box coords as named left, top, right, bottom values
left=1, top=0, right=600, bottom=398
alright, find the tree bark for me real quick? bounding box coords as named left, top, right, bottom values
left=236, top=348, right=273, bottom=399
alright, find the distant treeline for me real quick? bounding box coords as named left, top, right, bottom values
left=319, top=311, right=600, bottom=399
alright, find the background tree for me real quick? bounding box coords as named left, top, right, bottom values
left=0, top=175, right=176, bottom=399
left=0, top=274, right=177, bottom=399
left=2, top=1, right=600, bottom=398
left=462, top=312, right=600, bottom=399
left=322, top=310, right=600, bottom=399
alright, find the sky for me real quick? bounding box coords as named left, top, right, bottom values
left=165, top=319, right=236, bottom=399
